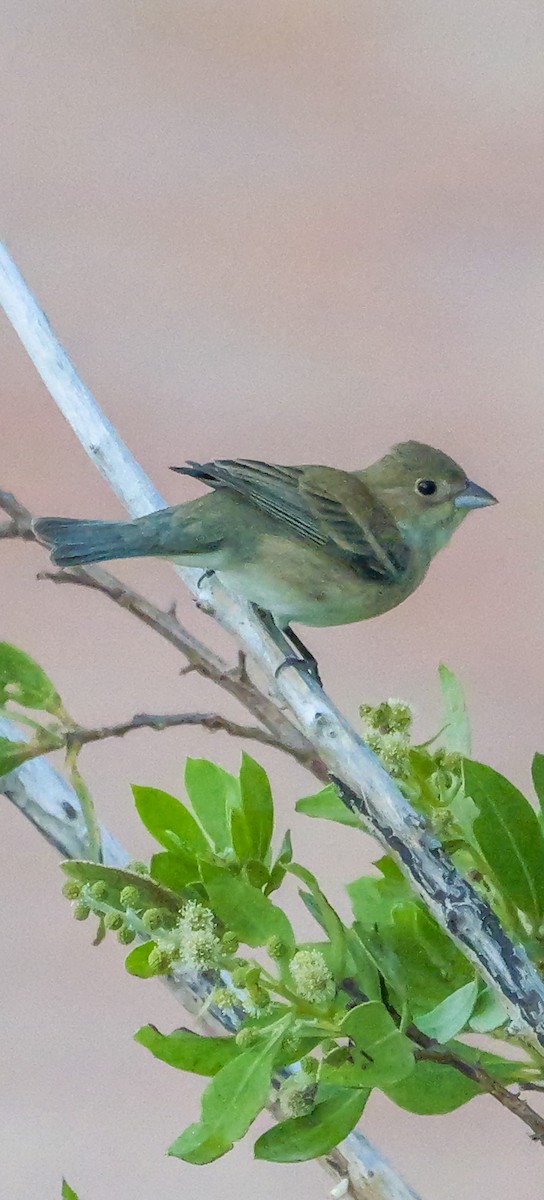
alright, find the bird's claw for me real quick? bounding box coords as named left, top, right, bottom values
left=197, top=568, right=215, bottom=589
left=274, top=654, right=322, bottom=687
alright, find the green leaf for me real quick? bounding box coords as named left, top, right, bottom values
left=266, top=830, right=293, bottom=894
left=135, top=1024, right=240, bottom=1074
left=296, top=783, right=361, bottom=828
left=416, top=980, right=478, bottom=1042
left=228, top=805, right=254, bottom=864
left=254, top=1087, right=367, bottom=1162
left=463, top=759, right=544, bottom=923
left=131, top=785, right=210, bottom=856
left=184, top=758, right=238, bottom=852
left=384, top=1056, right=479, bottom=1114
left=149, top=850, right=200, bottom=892
left=353, top=904, right=471, bottom=1013
left=239, top=753, right=274, bottom=860
left=349, top=860, right=471, bottom=1011
left=322, top=1002, right=414, bottom=1090
left=168, top=1025, right=285, bottom=1163
left=287, top=863, right=347, bottom=976
left=347, top=857, right=413, bottom=926
left=124, top=942, right=158, bottom=978
left=62, top=1182, right=80, bottom=1200
left=200, top=863, right=295, bottom=950
left=0, top=737, right=40, bottom=777
left=344, top=928, right=382, bottom=1002
left=469, top=985, right=507, bottom=1033
left=531, top=753, right=544, bottom=836
left=438, top=664, right=471, bottom=756
left=0, top=642, right=64, bottom=715
left=61, top=862, right=181, bottom=914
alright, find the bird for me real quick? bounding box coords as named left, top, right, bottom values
left=33, top=441, right=496, bottom=682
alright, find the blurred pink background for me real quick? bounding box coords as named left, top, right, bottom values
left=2, top=3, right=544, bottom=1197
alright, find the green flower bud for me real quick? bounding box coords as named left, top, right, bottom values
left=141, top=907, right=163, bottom=932
left=117, top=925, right=136, bottom=945
left=266, top=935, right=285, bottom=960
left=221, top=931, right=239, bottom=954
left=247, top=985, right=269, bottom=1009
left=211, top=986, right=238, bottom=1011
left=179, top=900, right=215, bottom=933
left=279, top=1074, right=317, bottom=1119
left=72, top=901, right=90, bottom=921
left=177, top=902, right=220, bottom=970
left=62, top=881, right=81, bottom=900
left=147, top=945, right=173, bottom=974
left=120, top=886, right=141, bottom=909
left=89, top=880, right=108, bottom=901
left=360, top=699, right=412, bottom=736
left=290, top=949, right=335, bottom=1005
left=281, top=1033, right=300, bottom=1059
left=231, top=964, right=250, bottom=988
left=366, top=730, right=411, bottom=779
left=125, top=861, right=148, bottom=876
left=104, top=911, right=124, bottom=931
left=235, top=1026, right=259, bottom=1049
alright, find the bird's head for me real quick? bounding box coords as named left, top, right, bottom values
left=364, top=440, right=497, bottom=556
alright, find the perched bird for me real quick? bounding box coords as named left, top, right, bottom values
left=33, top=441, right=496, bottom=678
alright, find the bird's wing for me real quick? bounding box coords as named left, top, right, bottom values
left=173, top=459, right=409, bottom=580
left=300, top=466, right=409, bottom=578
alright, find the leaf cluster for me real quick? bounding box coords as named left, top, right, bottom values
left=62, top=734, right=544, bottom=1165
left=5, top=645, right=544, bottom=1166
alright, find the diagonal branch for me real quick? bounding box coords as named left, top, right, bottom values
left=3, top=242, right=544, bottom=1052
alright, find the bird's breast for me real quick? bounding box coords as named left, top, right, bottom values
left=217, top=534, right=426, bottom=628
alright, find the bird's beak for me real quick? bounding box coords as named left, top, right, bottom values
left=454, top=480, right=498, bottom=509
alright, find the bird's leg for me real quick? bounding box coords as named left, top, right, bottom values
left=251, top=606, right=322, bottom=687
left=280, top=625, right=322, bottom=687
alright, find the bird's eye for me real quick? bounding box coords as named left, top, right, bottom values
left=416, top=478, right=437, bottom=496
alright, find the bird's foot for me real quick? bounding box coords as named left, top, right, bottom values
left=275, top=653, right=323, bottom=687
left=251, top=605, right=323, bottom=687
left=197, top=568, right=215, bottom=589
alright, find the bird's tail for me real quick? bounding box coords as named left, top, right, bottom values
left=32, top=516, right=158, bottom=566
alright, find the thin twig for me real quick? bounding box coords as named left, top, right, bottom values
left=68, top=709, right=288, bottom=751
left=410, top=1027, right=544, bottom=1144
left=5, top=708, right=290, bottom=765
left=342, top=978, right=544, bottom=1144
